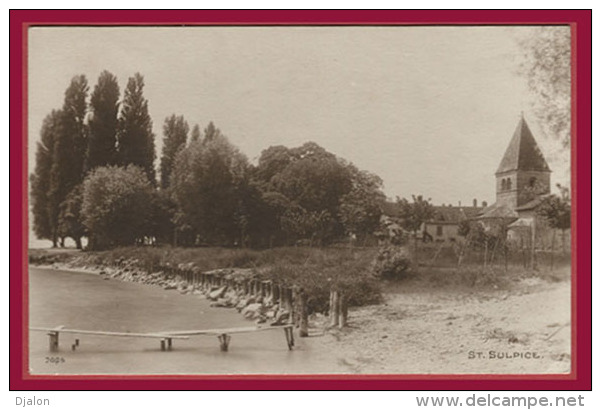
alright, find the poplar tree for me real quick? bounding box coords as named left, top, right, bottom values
left=30, top=110, right=62, bottom=245
left=118, top=73, right=156, bottom=184
left=48, top=75, right=89, bottom=246
left=190, top=123, right=201, bottom=143
left=160, top=114, right=189, bottom=189
left=86, top=70, right=120, bottom=171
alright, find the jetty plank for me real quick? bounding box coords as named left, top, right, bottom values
left=164, top=324, right=293, bottom=336
left=30, top=327, right=189, bottom=339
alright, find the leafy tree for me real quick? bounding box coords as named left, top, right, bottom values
left=170, top=125, right=249, bottom=245
left=280, top=206, right=333, bottom=247
left=518, top=26, right=571, bottom=148
left=190, top=123, right=201, bottom=143
left=147, top=189, right=177, bottom=246
left=86, top=70, right=120, bottom=171
left=30, top=110, right=62, bottom=245
left=536, top=184, right=571, bottom=255
left=254, top=145, right=296, bottom=185
left=118, top=73, right=156, bottom=184
left=81, top=165, right=154, bottom=250
left=160, top=114, right=189, bottom=189
left=397, top=195, right=434, bottom=265
left=519, top=178, right=550, bottom=204
left=58, top=184, right=86, bottom=249
left=249, top=190, right=292, bottom=247
left=271, top=142, right=352, bottom=220
left=339, top=166, right=386, bottom=243
left=397, top=195, right=434, bottom=237
left=253, top=142, right=386, bottom=246
left=269, top=144, right=351, bottom=243
left=48, top=76, right=89, bottom=246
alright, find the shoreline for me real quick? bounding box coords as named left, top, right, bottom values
left=28, top=252, right=572, bottom=375
left=28, top=266, right=345, bottom=375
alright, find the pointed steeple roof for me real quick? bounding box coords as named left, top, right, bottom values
left=496, top=116, right=551, bottom=174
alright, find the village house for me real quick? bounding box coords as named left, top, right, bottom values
left=423, top=201, right=487, bottom=243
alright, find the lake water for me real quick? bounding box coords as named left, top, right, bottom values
left=28, top=267, right=346, bottom=375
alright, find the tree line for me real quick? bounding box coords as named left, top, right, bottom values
left=31, top=71, right=386, bottom=250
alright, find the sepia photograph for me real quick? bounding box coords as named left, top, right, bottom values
left=17, top=14, right=585, bottom=384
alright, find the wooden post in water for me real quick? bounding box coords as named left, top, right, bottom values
left=48, top=331, right=59, bottom=352
left=218, top=333, right=231, bottom=351
left=265, top=281, right=272, bottom=301
left=339, top=292, right=348, bottom=328
left=329, top=290, right=340, bottom=328
left=284, top=326, right=295, bottom=350
left=285, top=287, right=294, bottom=323
left=273, top=284, right=280, bottom=306
left=299, top=289, right=309, bottom=337
left=291, top=286, right=299, bottom=326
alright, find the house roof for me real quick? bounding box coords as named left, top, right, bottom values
left=432, top=206, right=465, bottom=222
left=381, top=201, right=485, bottom=224
left=514, top=194, right=550, bottom=211
left=431, top=205, right=485, bottom=223
left=462, top=207, right=485, bottom=219
left=477, top=203, right=519, bottom=220
left=508, top=217, right=533, bottom=228
left=496, top=116, right=551, bottom=174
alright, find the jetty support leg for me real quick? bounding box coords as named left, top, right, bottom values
left=160, top=339, right=166, bottom=351
left=284, top=326, right=294, bottom=350
left=48, top=331, right=59, bottom=352
left=167, top=338, right=173, bottom=351
left=218, top=333, right=231, bottom=351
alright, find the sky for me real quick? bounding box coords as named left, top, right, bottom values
left=28, top=25, right=570, bottom=210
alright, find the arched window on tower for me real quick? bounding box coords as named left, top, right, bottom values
left=501, top=179, right=506, bottom=190
left=529, top=177, right=537, bottom=188
left=507, top=178, right=512, bottom=190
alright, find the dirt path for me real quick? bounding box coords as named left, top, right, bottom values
left=312, top=279, right=571, bottom=374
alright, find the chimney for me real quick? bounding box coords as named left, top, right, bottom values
left=482, top=200, right=488, bottom=208
left=473, top=198, right=477, bottom=208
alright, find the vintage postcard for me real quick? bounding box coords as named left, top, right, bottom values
left=10, top=10, right=591, bottom=390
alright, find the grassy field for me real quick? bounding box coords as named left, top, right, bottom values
left=29, top=243, right=570, bottom=309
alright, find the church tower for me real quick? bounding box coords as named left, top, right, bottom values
left=495, top=116, right=551, bottom=209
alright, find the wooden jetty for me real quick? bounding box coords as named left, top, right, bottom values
left=30, top=324, right=294, bottom=353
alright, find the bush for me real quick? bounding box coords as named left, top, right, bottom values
left=371, top=246, right=412, bottom=280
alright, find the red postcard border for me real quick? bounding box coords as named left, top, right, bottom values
left=9, top=9, right=592, bottom=391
